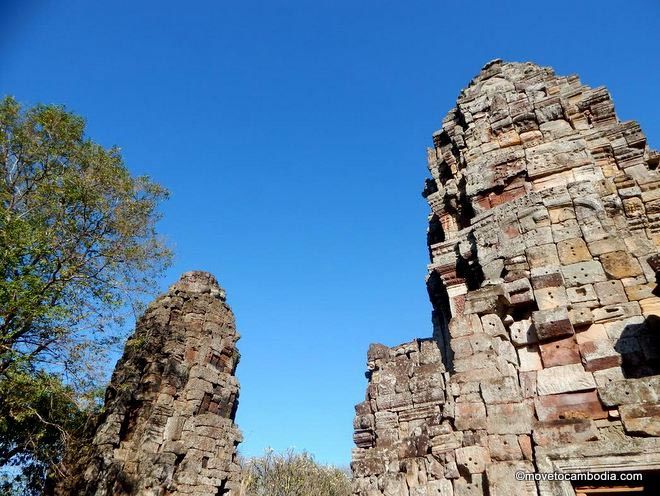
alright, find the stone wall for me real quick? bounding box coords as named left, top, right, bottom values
left=352, top=61, right=660, bottom=496
left=54, top=271, right=242, bottom=496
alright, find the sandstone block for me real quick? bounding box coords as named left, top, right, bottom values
left=600, top=251, right=643, bottom=279
left=534, top=390, right=607, bottom=421
left=578, top=339, right=621, bottom=372
left=561, top=260, right=607, bottom=287
left=532, top=307, right=574, bottom=341
left=575, top=324, right=608, bottom=344
left=586, top=236, right=626, bottom=255
left=597, top=377, right=660, bottom=406
left=530, top=271, right=564, bottom=289
left=453, top=473, right=484, bottom=496
left=592, top=367, right=626, bottom=387
left=534, top=285, right=568, bottom=310
left=620, top=403, right=660, bottom=436
left=566, top=284, right=598, bottom=305
left=481, top=314, right=507, bottom=338
left=624, top=282, right=656, bottom=301
left=504, top=277, right=534, bottom=306
left=594, top=279, right=628, bottom=305
left=592, top=302, right=641, bottom=324
left=639, top=296, right=660, bottom=317
left=539, top=336, right=581, bottom=367
left=449, top=314, right=484, bottom=337
left=532, top=419, right=598, bottom=446
left=536, top=363, right=596, bottom=395
left=456, top=446, right=491, bottom=474
left=509, top=319, right=537, bottom=345
left=557, top=238, right=591, bottom=264
left=486, top=401, right=535, bottom=434
left=488, top=435, right=523, bottom=461
left=485, top=461, right=537, bottom=496
left=525, top=244, right=560, bottom=269
left=519, top=371, right=537, bottom=398
left=480, top=376, right=523, bottom=404
left=464, top=286, right=510, bottom=315
left=455, top=402, right=487, bottom=431
left=517, top=345, right=543, bottom=372
left=568, top=307, right=594, bottom=328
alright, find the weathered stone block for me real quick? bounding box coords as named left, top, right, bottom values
left=597, top=377, right=660, bottom=406
left=574, top=324, right=608, bottom=344
left=557, top=238, right=591, bottom=264
left=586, top=236, right=627, bottom=255
left=456, top=446, right=491, bottom=474
left=480, top=376, right=523, bottom=404
left=566, top=284, right=598, bottom=306
left=592, top=302, right=641, bottom=324
left=486, top=401, right=535, bottom=434
left=639, top=296, right=660, bottom=317
left=526, top=244, right=560, bottom=269
left=517, top=345, right=543, bottom=371
left=481, top=314, right=507, bottom=338
left=453, top=473, right=484, bottom=496
left=530, top=271, right=564, bottom=289
left=594, top=279, right=628, bottom=305
left=464, top=286, right=511, bottom=315
left=534, top=285, right=568, bottom=310
left=568, top=307, right=593, bottom=328
left=539, top=336, right=581, bottom=367
left=624, top=281, right=656, bottom=301
left=532, top=307, right=574, bottom=341
left=600, top=250, right=643, bottom=279
left=509, top=319, right=537, bottom=345
left=551, top=218, right=582, bottom=242
left=532, top=419, right=598, bottom=446
left=560, top=260, right=607, bottom=287
left=536, top=363, right=596, bottom=395
left=485, top=461, right=537, bottom=496
left=534, top=390, right=607, bottom=421
left=449, top=314, right=484, bottom=337
left=620, top=403, right=660, bottom=436
left=455, top=402, right=487, bottom=431
left=488, top=434, right=523, bottom=461
left=578, top=339, right=621, bottom=372
left=504, top=277, right=534, bottom=306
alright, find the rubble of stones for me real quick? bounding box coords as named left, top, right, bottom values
left=54, top=271, right=242, bottom=496
left=352, top=61, right=660, bottom=496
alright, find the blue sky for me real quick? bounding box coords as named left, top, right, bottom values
left=1, top=0, right=658, bottom=466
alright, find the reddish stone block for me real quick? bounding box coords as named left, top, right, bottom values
left=578, top=339, right=622, bottom=372
left=539, top=336, right=581, bottom=367
left=532, top=419, right=598, bottom=446
left=534, top=390, right=607, bottom=421
left=531, top=271, right=563, bottom=289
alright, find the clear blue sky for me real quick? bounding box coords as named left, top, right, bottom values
left=1, top=0, right=658, bottom=466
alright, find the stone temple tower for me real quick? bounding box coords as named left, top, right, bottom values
left=352, top=61, right=660, bottom=496
left=54, top=271, right=242, bottom=496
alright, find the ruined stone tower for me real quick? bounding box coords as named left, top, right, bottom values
left=352, top=61, right=660, bottom=496
left=55, top=271, right=242, bottom=496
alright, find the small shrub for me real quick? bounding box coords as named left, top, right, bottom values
left=238, top=448, right=352, bottom=496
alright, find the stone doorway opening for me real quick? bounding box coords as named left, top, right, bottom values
left=574, top=471, right=660, bottom=496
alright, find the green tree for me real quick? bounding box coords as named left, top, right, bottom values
left=0, top=96, right=171, bottom=493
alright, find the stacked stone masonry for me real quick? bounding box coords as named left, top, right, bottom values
left=352, top=61, right=660, bottom=496
left=54, top=271, right=242, bottom=496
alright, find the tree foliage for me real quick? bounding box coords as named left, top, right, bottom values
left=239, top=449, right=352, bottom=496
left=0, top=96, right=171, bottom=492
